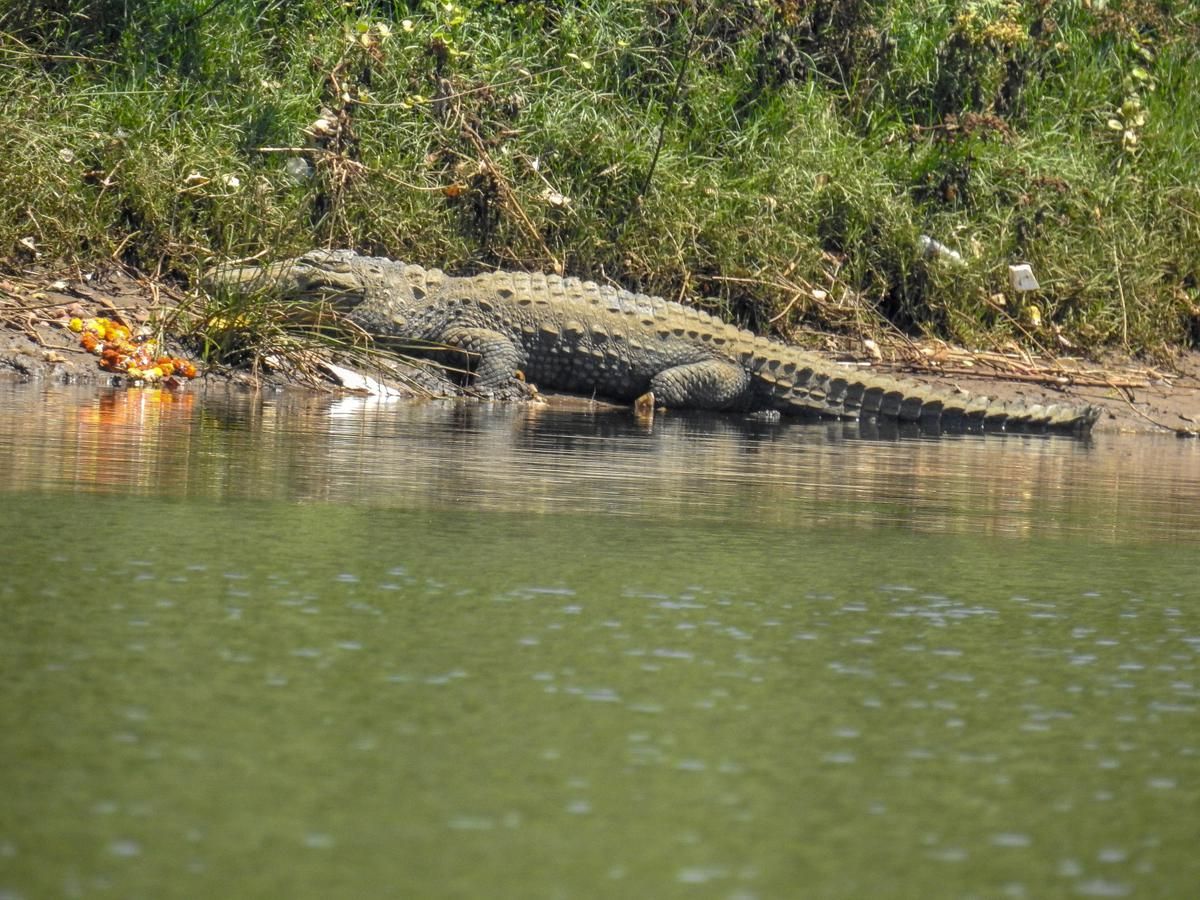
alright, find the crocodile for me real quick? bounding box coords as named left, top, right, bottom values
left=215, top=249, right=1101, bottom=433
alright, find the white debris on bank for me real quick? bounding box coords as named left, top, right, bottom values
left=318, top=360, right=407, bottom=397
left=1008, top=263, right=1040, bottom=292
left=918, top=234, right=964, bottom=265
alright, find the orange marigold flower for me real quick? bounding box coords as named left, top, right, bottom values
left=80, top=332, right=99, bottom=352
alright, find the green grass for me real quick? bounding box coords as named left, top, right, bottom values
left=1, top=0, right=1198, bottom=357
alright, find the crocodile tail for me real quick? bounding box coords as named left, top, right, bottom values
left=758, top=350, right=1100, bottom=434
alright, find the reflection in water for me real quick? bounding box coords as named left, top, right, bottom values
left=1, top=382, right=1198, bottom=542
left=1, top=382, right=1199, bottom=899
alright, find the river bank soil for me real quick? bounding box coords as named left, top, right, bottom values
left=3, top=265, right=1198, bottom=435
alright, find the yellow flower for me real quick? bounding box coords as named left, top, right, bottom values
left=68, top=317, right=84, bottom=333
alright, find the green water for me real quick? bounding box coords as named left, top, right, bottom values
left=1, top=384, right=1198, bottom=899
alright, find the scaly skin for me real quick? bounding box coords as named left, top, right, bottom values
left=214, top=250, right=1101, bottom=433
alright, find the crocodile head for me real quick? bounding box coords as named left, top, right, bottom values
left=282, top=250, right=371, bottom=310
left=206, top=249, right=428, bottom=335
left=208, top=250, right=368, bottom=309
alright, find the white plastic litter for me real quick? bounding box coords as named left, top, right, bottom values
left=1008, top=264, right=1040, bottom=291
left=918, top=235, right=964, bottom=264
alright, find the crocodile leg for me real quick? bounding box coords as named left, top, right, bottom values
left=440, top=327, right=524, bottom=388
left=644, top=359, right=753, bottom=411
